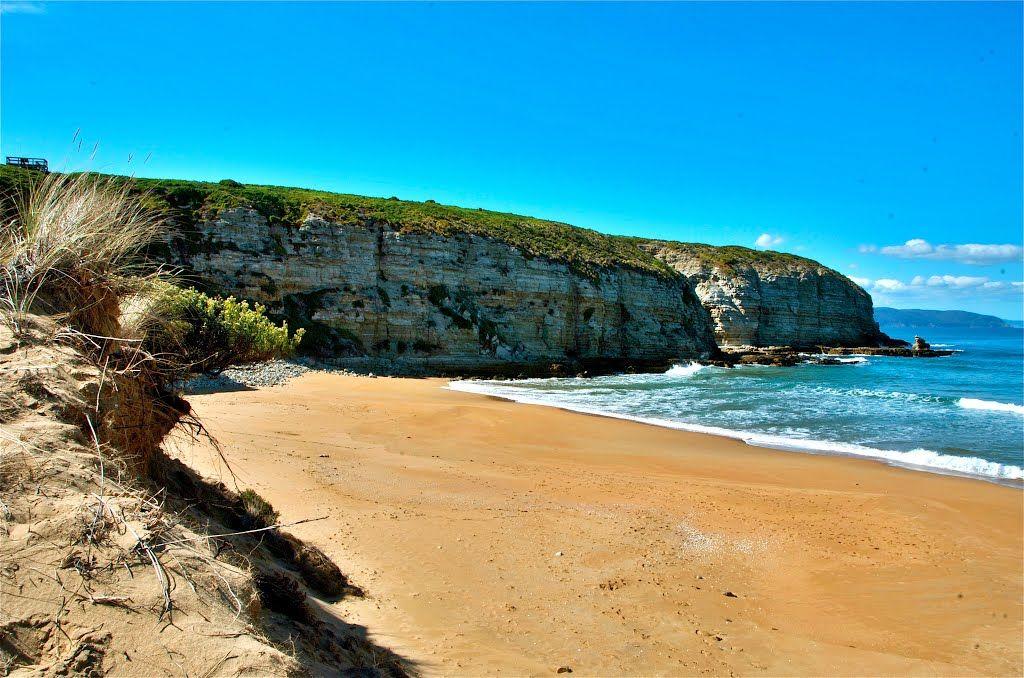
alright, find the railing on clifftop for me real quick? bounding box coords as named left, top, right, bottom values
left=5, top=157, right=49, bottom=173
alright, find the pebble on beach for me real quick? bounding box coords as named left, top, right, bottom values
left=181, top=359, right=357, bottom=393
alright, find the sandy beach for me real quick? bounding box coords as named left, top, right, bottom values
left=168, top=372, right=1023, bottom=676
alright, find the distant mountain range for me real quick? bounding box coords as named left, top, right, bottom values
left=875, top=307, right=1021, bottom=329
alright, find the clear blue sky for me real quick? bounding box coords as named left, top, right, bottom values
left=3, top=1, right=1022, bottom=318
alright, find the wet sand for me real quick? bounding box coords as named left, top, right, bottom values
left=169, top=372, right=1023, bottom=676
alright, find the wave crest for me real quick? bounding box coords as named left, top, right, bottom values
left=664, top=362, right=705, bottom=377
left=958, top=398, right=1024, bottom=415
left=445, top=380, right=1024, bottom=482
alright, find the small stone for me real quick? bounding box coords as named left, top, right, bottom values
left=554, top=551, right=563, bottom=557
left=556, top=667, right=572, bottom=674
left=723, top=591, right=737, bottom=598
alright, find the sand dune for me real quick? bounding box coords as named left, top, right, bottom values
left=170, top=372, right=1023, bottom=676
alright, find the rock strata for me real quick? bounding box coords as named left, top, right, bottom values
left=0, top=168, right=910, bottom=372
left=168, top=208, right=719, bottom=375
left=641, top=241, right=888, bottom=349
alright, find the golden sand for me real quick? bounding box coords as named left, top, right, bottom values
left=169, top=373, right=1023, bottom=676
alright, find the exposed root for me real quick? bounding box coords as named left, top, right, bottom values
left=1, top=174, right=408, bottom=675
left=0, top=319, right=408, bottom=676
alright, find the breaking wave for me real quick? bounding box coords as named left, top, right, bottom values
left=664, top=362, right=706, bottom=377
left=958, top=398, right=1024, bottom=415
left=446, top=380, right=1024, bottom=482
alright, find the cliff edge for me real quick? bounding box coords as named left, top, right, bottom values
left=128, top=176, right=721, bottom=374
left=641, top=241, right=885, bottom=348
left=0, top=167, right=893, bottom=366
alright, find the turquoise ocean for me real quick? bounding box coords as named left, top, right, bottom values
left=448, top=325, right=1024, bottom=483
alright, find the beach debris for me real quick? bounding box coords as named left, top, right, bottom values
left=723, top=591, right=738, bottom=598
left=599, top=577, right=626, bottom=591
left=554, top=551, right=563, bottom=557
left=556, top=666, right=573, bottom=674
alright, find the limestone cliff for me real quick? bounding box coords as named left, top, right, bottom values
left=0, top=168, right=890, bottom=365
left=167, top=207, right=718, bottom=374
left=641, top=241, right=884, bottom=348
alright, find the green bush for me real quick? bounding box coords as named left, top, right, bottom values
left=239, top=488, right=280, bottom=529
left=148, top=285, right=304, bottom=375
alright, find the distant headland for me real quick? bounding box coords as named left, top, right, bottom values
left=875, top=307, right=1021, bottom=329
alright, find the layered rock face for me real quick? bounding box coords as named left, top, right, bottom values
left=0, top=168, right=889, bottom=363
left=642, top=242, right=883, bottom=348
left=171, top=208, right=718, bottom=373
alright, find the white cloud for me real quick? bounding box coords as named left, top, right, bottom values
left=865, top=239, right=1023, bottom=265
left=853, top=274, right=1024, bottom=299
left=0, top=1, right=46, bottom=14
left=849, top=276, right=872, bottom=288
left=872, top=278, right=907, bottom=292
left=922, top=274, right=989, bottom=289
left=755, top=233, right=784, bottom=248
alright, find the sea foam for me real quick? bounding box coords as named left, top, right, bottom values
left=958, top=398, right=1024, bottom=415
left=663, top=362, right=706, bottom=377
left=446, top=380, right=1024, bottom=482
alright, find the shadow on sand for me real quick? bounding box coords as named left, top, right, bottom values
left=154, top=454, right=419, bottom=676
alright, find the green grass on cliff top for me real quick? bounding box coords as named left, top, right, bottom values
left=2, top=168, right=674, bottom=278
left=0, top=166, right=844, bottom=280
left=643, top=240, right=840, bottom=276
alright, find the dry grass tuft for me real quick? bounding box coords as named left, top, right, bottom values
left=0, top=176, right=407, bottom=675
left=254, top=569, right=319, bottom=627
left=0, top=172, right=167, bottom=338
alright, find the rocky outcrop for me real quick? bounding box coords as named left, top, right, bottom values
left=826, top=345, right=953, bottom=358
left=168, top=208, right=719, bottom=374
left=641, top=241, right=886, bottom=349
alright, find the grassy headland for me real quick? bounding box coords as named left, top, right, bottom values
left=640, top=239, right=843, bottom=276
left=2, top=166, right=849, bottom=281
left=0, top=167, right=676, bottom=279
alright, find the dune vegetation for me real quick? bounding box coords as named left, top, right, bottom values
left=0, top=172, right=406, bottom=675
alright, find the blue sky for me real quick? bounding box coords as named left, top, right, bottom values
left=3, top=1, right=1022, bottom=318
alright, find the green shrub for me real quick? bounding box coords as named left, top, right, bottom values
left=147, top=285, right=304, bottom=375
left=239, top=488, right=280, bottom=529
left=427, top=284, right=448, bottom=306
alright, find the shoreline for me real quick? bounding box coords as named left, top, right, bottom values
left=445, top=377, right=1024, bottom=487
left=171, top=372, right=1023, bottom=676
